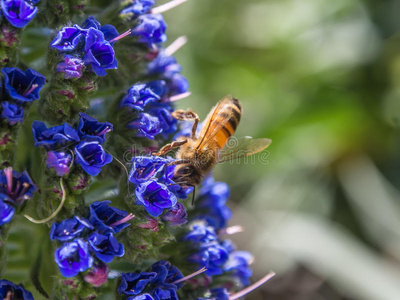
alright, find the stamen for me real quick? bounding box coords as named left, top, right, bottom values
left=228, top=271, right=276, bottom=300
left=109, top=213, right=135, bottom=228
left=219, top=225, right=244, bottom=236
left=24, top=178, right=67, bottom=224
left=164, top=36, right=187, bottom=56
left=172, top=267, right=207, bottom=284
left=4, top=167, right=13, bottom=195
left=109, top=29, right=132, bottom=43
left=168, top=92, right=191, bottom=102
left=23, top=84, right=39, bottom=97
left=151, top=0, right=187, bottom=14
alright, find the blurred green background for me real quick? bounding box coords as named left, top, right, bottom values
left=165, top=0, right=400, bottom=299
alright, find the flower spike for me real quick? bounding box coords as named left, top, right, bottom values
left=228, top=271, right=276, bottom=300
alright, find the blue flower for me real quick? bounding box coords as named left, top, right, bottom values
left=46, top=151, right=72, bottom=176
left=152, top=286, right=178, bottom=300
left=54, top=238, right=94, bottom=277
left=81, top=15, right=119, bottom=42
left=120, top=80, right=167, bottom=111
left=50, top=25, right=86, bottom=52
left=1, top=102, right=23, bottom=125
left=135, top=180, right=177, bottom=217
left=118, top=272, right=157, bottom=296
left=147, top=103, right=177, bottom=138
left=89, top=201, right=131, bottom=234
left=188, top=242, right=229, bottom=276
left=223, top=251, right=253, bottom=286
left=88, top=232, right=124, bottom=263
left=31, top=121, right=80, bottom=150
left=1, top=0, right=38, bottom=28
left=127, top=112, right=162, bottom=139
left=131, top=14, right=167, bottom=46
left=147, top=51, right=181, bottom=77
left=183, top=222, right=218, bottom=244
left=56, top=55, right=84, bottom=79
left=0, top=279, right=34, bottom=300
left=0, top=198, right=15, bottom=226
left=0, top=168, right=36, bottom=204
left=169, top=73, right=189, bottom=95
left=198, top=288, right=230, bottom=300
left=74, top=140, right=113, bottom=176
left=77, top=113, right=113, bottom=143
left=120, top=0, right=155, bottom=16
left=151, top=261, right=183, bottom=288
left=128, top=295, right=154, bottom=300
left=83, top=28, right=118, bottom=76
left=129, top=156, right=170, bottom=185
left=50, top=217, right=93, bottom=241
left=2, top=67, right=45, bottom=103
left=161, top=203, right=187, bottom=226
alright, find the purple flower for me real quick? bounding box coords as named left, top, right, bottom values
left=199, top=288, right=229, bottom=300
left=31, top=121, right=80, bottom=150
left=152, top=286, right=178, bottom=300
left=1, top=0, right=38, bottom=28
left=0, top=198, right=15, bottom=226
left=89, top=201, right=131, bottom=234
left=120, top=80, right=167, bottom=111
left=83, top=28, right=118, bottom=76
left=77, top=113, right=113, bottom=143
left=84, top=262, right=110, bottom=287
left=131, top=14, right=167, bottom=46
left=88, top=232, right=124, bottom=263
left=224, top=251, right=253, bottom=286
left=0, top=167, right=36, bottom=204
left=151, top=261, right=183, bottom=288
left=46, top=151, right=72, bottom=176
left=127, top=112, right=162, bottom=139
left=135, top=180, right=177, bottom=217
left=120, top=0, right=155, bottom=16
left=147, top=51, right=181, bottom=77
left=128, top=295, right=154, bottom=300
left=50, top=25, right=86, bottom=52
left=2, top=67, right=45, bottom=103
left=81, top=15, right=119, bottom=42
left=54, top=239, right=94, bottom=277
left=129, top=156, right=170, bottom=185
left=0, top=279, right=34, bottom=300
left=74, top=140, right=113, bottom=176
left=161, top=203, right=187, bottom=226
left=1, top=102, right=23, bottom=125
left=118, top=272, right=157, bottom=296
left=56, top=55, right=84, bottom=79
left=50, top=217, right=93, bottom=241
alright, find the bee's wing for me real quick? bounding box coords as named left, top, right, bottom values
left=196, top=95, right=235, bottom=150
left=217, top=136, right=271, bottom=163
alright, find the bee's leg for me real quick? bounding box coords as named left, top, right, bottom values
left=172, top=109, right=200, bottom=139
left=152, top=140, right=188, bottom=156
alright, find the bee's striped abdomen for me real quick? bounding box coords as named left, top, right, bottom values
left=214, top=98, right=242, bottom=149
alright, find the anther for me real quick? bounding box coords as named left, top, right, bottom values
left=23, top=84, right=39, bottom=97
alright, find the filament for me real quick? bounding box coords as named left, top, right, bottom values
left=165, top=36, right=188, bottom=56
left=151, top=0, right=187, bottom=14
left=172, top=267, right=207, bottom=284
left=23, top=84, right=39, bottom=97
left=24, top=178, right=66, bottom=224
left=228, top=271, right=276, bottom=300
left=109, top=213, right=135, bottom=228
left=109, top=29, right=132, bottom=43
left=168, top=92, right=191, bottom=102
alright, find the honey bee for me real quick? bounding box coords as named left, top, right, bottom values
left=153, top=95, right=271, bottom=189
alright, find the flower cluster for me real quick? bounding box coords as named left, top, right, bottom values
left=52, top=201, right=133, bottom=281
left=51, top=16, right=120, bottom=77
left=129, top=156, right=191, bottom=218
left=0, top=67, right=45, bottom=126
left=0, top=167, right=36, bottom=226
left=118, top=260, right=184, bottom=300
left=0, top=279, right=34, bottom=299
left=1, top=0, right=40, bottom=28
left=32, top=113, right=113, bottom=176
left=122, top=80, right=178, bottom=139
